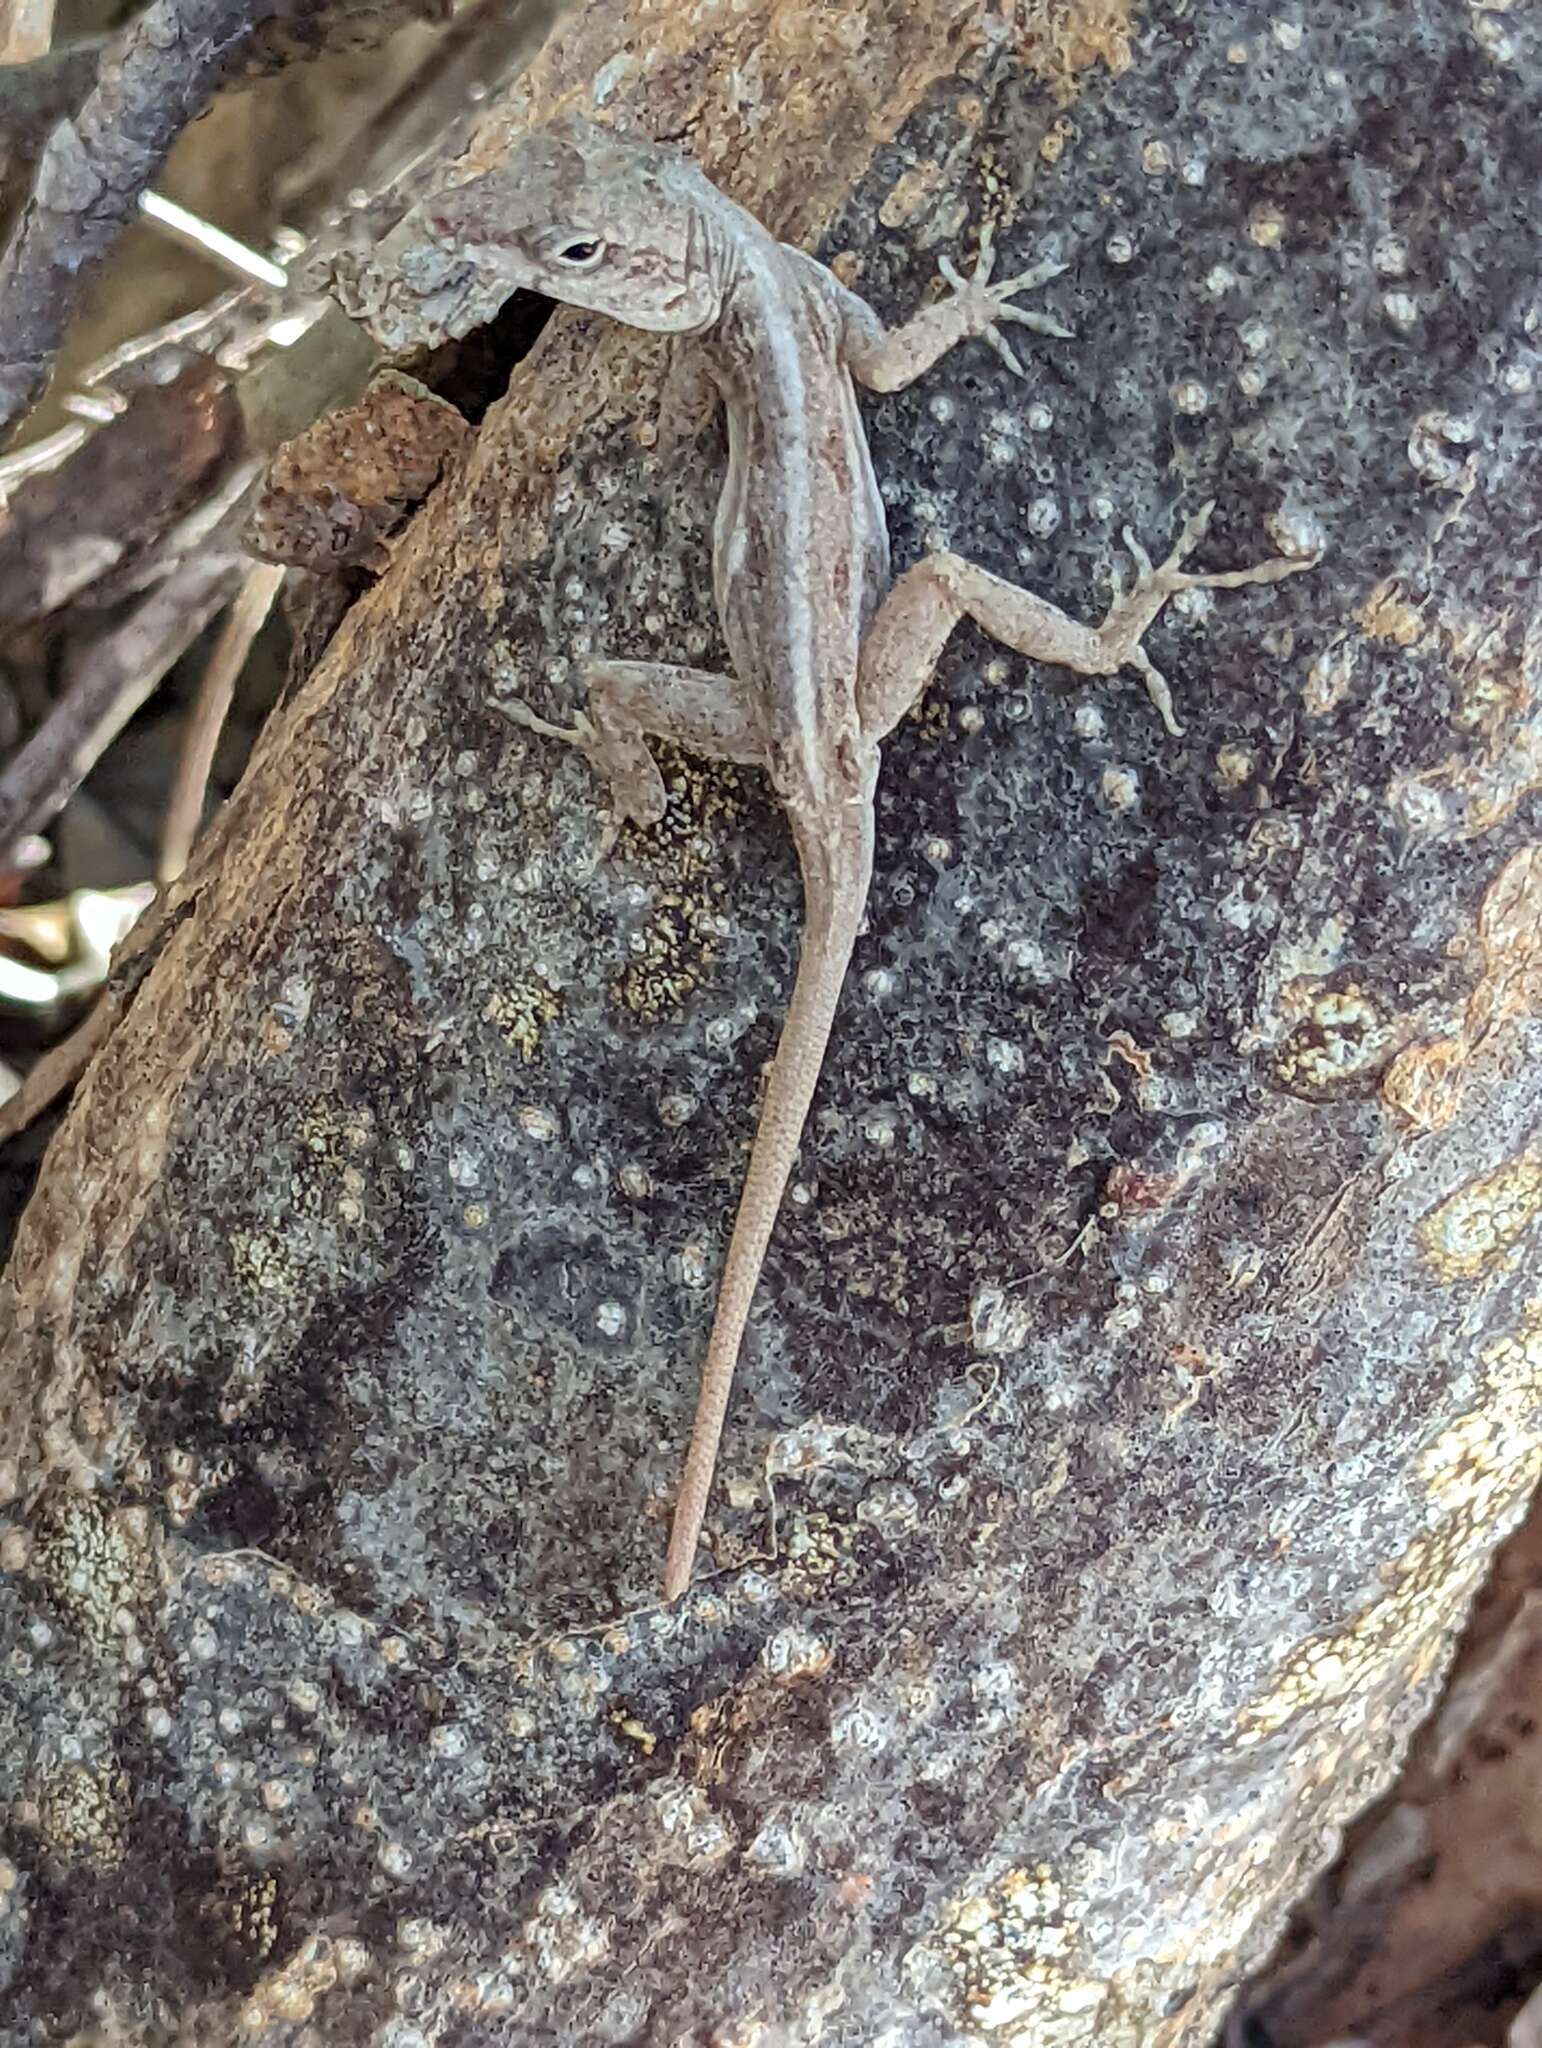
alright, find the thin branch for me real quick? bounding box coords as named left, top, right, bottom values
left=0, top=0, right=445, bottom=448
left=138, top=191, right=290, bottom=290
left=160, top=558, right=285, bottom=883
left=0, top=546, right=246, bottom=866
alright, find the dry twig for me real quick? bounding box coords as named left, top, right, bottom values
left=160, top=558, right=285, bottom=882
left=0, top=0, right=447, bottom=448
left=0, top=545, right=246, bottom=866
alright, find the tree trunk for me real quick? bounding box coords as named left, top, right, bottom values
left=1, top=2, right=1538, bottom=2042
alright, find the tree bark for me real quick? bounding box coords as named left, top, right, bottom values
left=1, top=2, right=1539, bottom=2043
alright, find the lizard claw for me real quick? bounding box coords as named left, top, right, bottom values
left=939, top=228, right=1071, bottom=378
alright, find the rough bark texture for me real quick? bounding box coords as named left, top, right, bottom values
left=2, top=2, right=1540, bottom=2043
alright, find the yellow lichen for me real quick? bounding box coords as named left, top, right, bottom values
left=35, top=1763, right=127, bottom=1867
left=1416, top=1152, right=1542, bottom=1282
left=1245, top=1299, right=1542, bottom=1744
left=1385, top=610, right=1542, bottom=840
left=33, top=1492, right=151, bottom=1657
left=1017, top=0, right=1136, bottom=102
left=1358, top=578, right=1426, bottom=646
left=1274, top=981, right=1397, bottom=1096
left=483, top=977, right=563, bottom=1059
left=231, top=1228, right=304, bottom=1299
left=240, top=1933, right=341, bottom=2032
left=1383, top=845, right=1542, bottom=1130
left=611, top=744, right=747, bottom=1021
left=1238, top=1519, right=1477, bottom=1744
left=911, top=1863, right=1111, bottom=2038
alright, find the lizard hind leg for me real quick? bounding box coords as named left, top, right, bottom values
left=856, top=513, right=1316, bottom=742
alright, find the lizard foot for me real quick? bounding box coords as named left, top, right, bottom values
left=938, top=221, right=1072, bottom=377
left=494, top=697, right=599, bottom=753
left=1098, top=503, right=1321, bottom=738
left=496, top=691, right=668, bottom=841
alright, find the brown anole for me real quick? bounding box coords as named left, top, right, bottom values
left=424, top=118, right=1316, bottom=1601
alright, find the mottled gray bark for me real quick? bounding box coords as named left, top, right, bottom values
left=1, top=2, right=1539, bottom=2044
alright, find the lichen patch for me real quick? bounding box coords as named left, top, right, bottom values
left=483, top=976, right=563, bottom=1059
left=1383, top=843, right=1542, bottom=1130
left=910, top=1863, right=1111, bottom=2038
left=1416, top=1151, right=1542, bottom=1283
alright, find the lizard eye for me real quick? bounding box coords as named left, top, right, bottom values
left=553, top=237, right=605, bottom=268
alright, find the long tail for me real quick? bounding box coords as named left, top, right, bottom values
left=662, top=808, right=875, bottom=1600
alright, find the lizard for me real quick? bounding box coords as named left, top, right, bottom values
left=422, top=117, right=1317, bottom=1602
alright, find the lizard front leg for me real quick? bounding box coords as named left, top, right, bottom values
left=792, top=227, right=1069, bottom=393
left=856, top=503, right=1317, bottom=741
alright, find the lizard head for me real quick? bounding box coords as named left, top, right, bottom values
left=421, top=117, right=724, bottom=334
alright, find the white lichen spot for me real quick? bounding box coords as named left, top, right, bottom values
left=747, top=1817, right=807, bottom=1876
left=970, top=1284, right=1033, bottom=1356
left=1172, top=379, right=1210, bottom=415
left=1099, top=767, right=1139, bottom=813
left=1026, top=494, right=1061, bottom=536
left=1266, top=505, right=1326, bottom=559
left=986, top=1038, right=1026, bottom=1077
left=378, top=1840, right=414, bottom=1879
left=397, top=1917, right=448, bottom=1960
left=1471, top=11, right=1515, bottom=61
left=761, top=1627, right=833, bottom=1684
left=1383, top=289, right=1420, bottom=329
left=830, top=1701, right=890, bottom=1751
left=1104, top=229, right=1136, bottom=264
left=518, top=1106, right=559, bottom=1142
left=447, top=1148, right=482, bottom=1189
left=857, top=1483, right=919, bottom=1531
left=674, top=1239, right=710, bottom=1289
left=654, top=1788, right=733, bottom=1867
left=1141, top=139, right=1173, bottom=176
left=1372, top=233, right=1409, bottom=277
left=1214, top=744, right=1254, bottom=791
left=1273, top=18, right=1304, bottom=49
left=1247, top=202, right=1286, bottom=247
